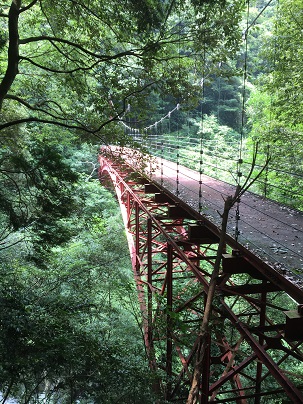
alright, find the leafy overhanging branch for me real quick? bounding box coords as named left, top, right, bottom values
left=0, top=2, right=157, bottom=108
left=20, top=56, right=103, bottom=74
left=19, top=36, right=144, bottom=60
left=19, top=0, right=39, bottom=14
left=5, top=94, right=74, bottom=121
left=2, top=80, right=157, bottom=136
left=0, top=117, right=97, bottom=135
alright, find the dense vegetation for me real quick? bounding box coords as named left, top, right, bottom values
left=0, top=150, right=157, bottom=402
left=0, top=0, right=302, bottom=402
left=138, top=0, right=303, bottom=210
left=0, top=0, right=245, bottom=401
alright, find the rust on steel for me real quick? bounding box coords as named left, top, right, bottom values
left=99, top=147, right=303, bottom=403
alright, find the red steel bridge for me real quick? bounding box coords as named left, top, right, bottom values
left=99, top=145, right=303, bottom=403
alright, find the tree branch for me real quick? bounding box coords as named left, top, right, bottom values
left=19, top=0, right=39, bottom=13
left=186, top=145, right=271, bottom=403
left=20, top=56, right=101, bottom=74
left=5, top=94, right=73, bottom=121
left=2, top=77, right=158, bottom=141
left=0, top=117, right=91, bottom=133
left=19, top=35, right=143, bottom=60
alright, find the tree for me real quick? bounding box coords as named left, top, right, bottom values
left=265, top=0, right=303, bottom=126
left=0, top=1, right=248, bottom=402
left=0, top=0, right=245, bottom=137
left=0, top=135, right=79, bottom=256
left=246, top=0, right=303, bottom=209
left=203, top=74, right=243, bottom=131
left=0, top=156, right=161, bottom=403
left=0, top=0, right=247, bottom=260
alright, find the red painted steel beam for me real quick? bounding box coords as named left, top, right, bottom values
left=209, top=352, right=258, bottom=394
left=222, top=301, right=303, bottom=403
left=166, top=243, right=173, bottom=400
left=98, top=152, right=303, bottom=403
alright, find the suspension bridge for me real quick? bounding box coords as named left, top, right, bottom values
left=96, top=1, right=303, bottom=400
left=98, top=140, right=303, bottom=403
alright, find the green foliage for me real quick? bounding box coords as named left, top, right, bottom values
left=0, top=161, right=159, bottom=403
left=1, top=1, right=302, bottom=402
left=0, top=114, right=161, bottom=400
left=264, top=0, right=303, bottom=126
left=0, top=137, right=80, bottom=261
left=245, top=0, right=303, bottom=210
left=0, top=0, right=245, bottom=142
left=151, top=114, right=241, bottom=184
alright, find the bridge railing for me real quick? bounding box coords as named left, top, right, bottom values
left=104, top=143, right=303, bottom=284
left=131, top=131, right=303, bottom=211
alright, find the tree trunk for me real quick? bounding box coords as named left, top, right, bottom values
left=186, top=195, right=234, bottom=404
left=0, top=1, right=21, bottom=108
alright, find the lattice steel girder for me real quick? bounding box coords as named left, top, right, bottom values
left=99, top=153, right=303, bottom=403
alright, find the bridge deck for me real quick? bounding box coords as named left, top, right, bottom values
left=99, top=149, right=303, bottom=402
left=150, top=157, right=303, bottom=279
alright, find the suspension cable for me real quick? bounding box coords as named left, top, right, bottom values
left=160, top=115, right=164, bottom=186
left=119, top=104, right=180, bottom=133
left=263, top=0, right=279, bottom=198
left=244, top=0, right=276, bottom=34
left=235, top=0, right=250, bottom=244
left=176, top=11, right=182, bottom=198
left=198, top=37, right=206, bottom=214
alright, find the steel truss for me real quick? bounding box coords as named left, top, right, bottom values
left=99, top=152, right=303, bottom=403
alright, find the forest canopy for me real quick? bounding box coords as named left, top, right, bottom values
left=0, top=0, right=245, bottom=137
left=0, top=0, right=302, bottom=402
left=0, top=0, right=246, bottom=401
